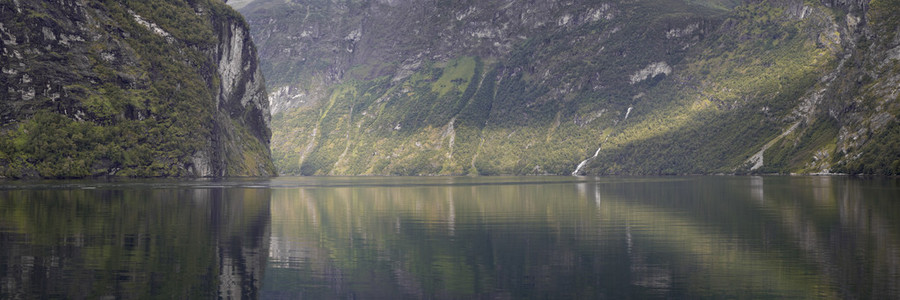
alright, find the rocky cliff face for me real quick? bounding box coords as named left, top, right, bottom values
left=237, top=0, right=899, bottom=175
left=0, top=0, right=276, bottom=178
left=803, top=0, right=900, bottom=174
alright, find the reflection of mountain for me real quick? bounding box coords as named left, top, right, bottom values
left=0, top=186, right=270, bottom=299
left=264, top=177, right=900, bottom=298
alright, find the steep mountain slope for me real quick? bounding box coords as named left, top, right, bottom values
left=766, top=0, right=900, bottom=175
left=238, top=0, right=899, bottom=175
left=0, top=0, right=276, bottom=178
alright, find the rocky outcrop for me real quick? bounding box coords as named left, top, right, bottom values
left=630, top=62, right=673, bottom=85
left=0, top=0, right=275, bottom=178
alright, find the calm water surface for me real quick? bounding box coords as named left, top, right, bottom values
left=1, top=176, right=899, bottom=299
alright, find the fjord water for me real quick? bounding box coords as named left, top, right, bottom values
left=1, top=177, right=899, bottom=299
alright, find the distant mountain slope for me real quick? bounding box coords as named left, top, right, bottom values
left=0, top=0, right=276, bottom=178
left=238, top=0, right=899, bottom=175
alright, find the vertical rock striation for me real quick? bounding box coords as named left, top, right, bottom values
left=206, top=4, right=275, bottom=177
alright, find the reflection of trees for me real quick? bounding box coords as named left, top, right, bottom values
left=0, top=187, right=270, bottom=299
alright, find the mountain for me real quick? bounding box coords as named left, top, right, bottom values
left=236, top=0, right=899, bottom=176
left=0, top=0, right=276, bottom=178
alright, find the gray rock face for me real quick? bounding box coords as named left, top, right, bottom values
left=208, top=12, right=275, bottom=176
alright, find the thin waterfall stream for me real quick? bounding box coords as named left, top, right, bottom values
left=572, top=106, right=631, bottom=176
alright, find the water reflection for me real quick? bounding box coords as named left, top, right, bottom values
left=0, top=176, right=898, bottom=299
left=264, top=176, right=900, bottom=299
left=265, top=177, right=607, bottom=299
left=0, top=185, right=270, bottom=299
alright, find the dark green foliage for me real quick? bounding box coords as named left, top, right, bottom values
left=0, top=109, right=197, bottom=178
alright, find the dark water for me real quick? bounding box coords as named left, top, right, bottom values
left=2, top=176, right=899, bottom=299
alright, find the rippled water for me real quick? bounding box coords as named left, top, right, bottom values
left=1, top=176, right=899, bottom=299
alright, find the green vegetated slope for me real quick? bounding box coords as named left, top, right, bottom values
left=0, top=0, right=276, bottom=178
left=246, top=0, right=899, bottom=175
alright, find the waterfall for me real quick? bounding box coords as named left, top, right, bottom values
left=572, top=106, right=632, bottom=176
left=572, top=144, right=601, bottom=176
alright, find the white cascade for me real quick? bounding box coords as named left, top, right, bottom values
left=572, top=145, right=601, bottom=176
left=572, top=106, right=632, bottom=176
